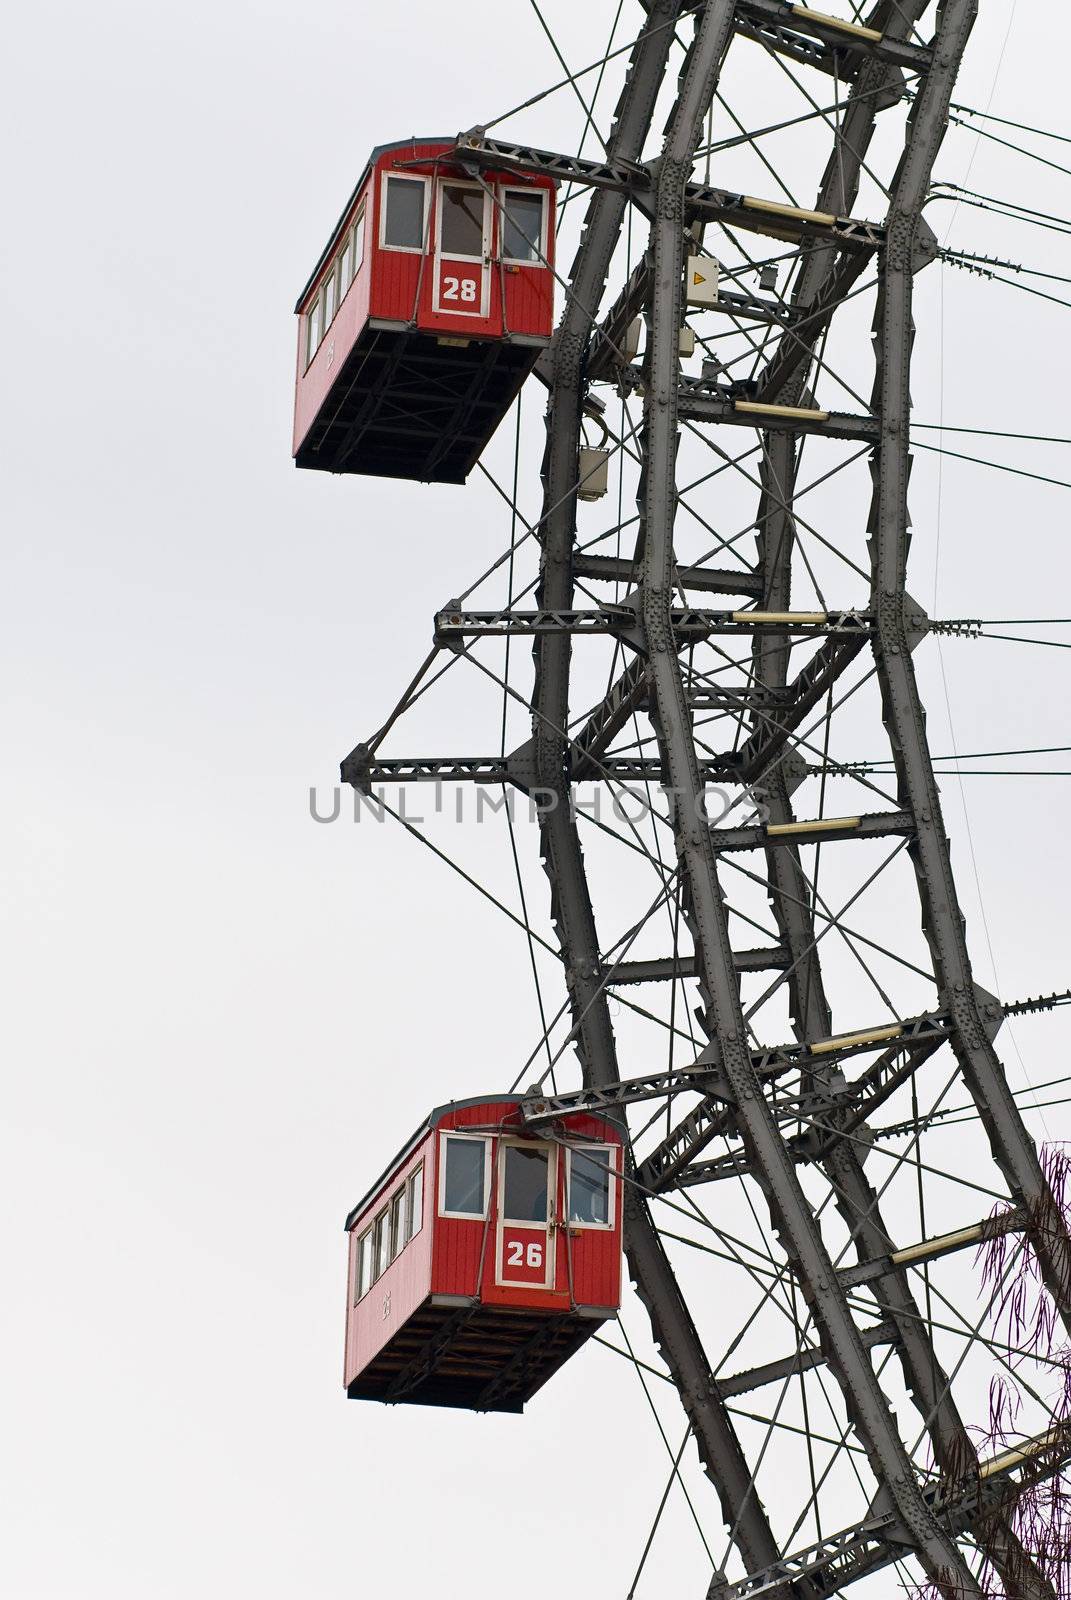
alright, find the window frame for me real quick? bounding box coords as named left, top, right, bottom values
left=304, top=292, right=322, bottom=370
left=407, top=1163, right=424, bottom=1242
left=380, top=172, right=429, bottom=255
left=389, top=1187, right=407, bottom=1261
left=499, top=184, right=548, bottom=267
left=437, top=179, right=489, bottom=265
left=341, top=204, right=366, bottom=301
left=355, top=1227, right=374, bottom=1302
left=339, top=229, right=355, bottom=299
left=500, top=1140, right=552, bottom=1225
left=322, top=263, right=337, bottom=330
left=566, top=1143, right=616, bottom=1231
left=351, top=205, right=366, bottom=277
left=437, top=1131, right=491, bottom=1220
left=373, top=1208, right=391, bottom=1280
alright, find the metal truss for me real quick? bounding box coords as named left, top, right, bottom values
left=343, top=3, right=1071, bottom=1596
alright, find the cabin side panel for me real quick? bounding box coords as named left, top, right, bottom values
left=500, top=180, right=556, bottom=339
left=502, top=265, right=555, bottom=339
left=429, top=1100, right=512, bottom=1299
left=344, top=1139, right=433, bottom=1387
left=293, top=200, right=374, bottom=455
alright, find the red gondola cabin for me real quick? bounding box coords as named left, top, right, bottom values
left=344, top=1097, right=623, bottom=1412
left=293, top=139, right=556, bottom=484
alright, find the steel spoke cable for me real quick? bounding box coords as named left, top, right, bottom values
left=714, top=89, right=802, bottom=209
left=626, top=1423, right=696, bottom=1597
left=947, top=110, right=1071, bottom=180
left=482, top=13, right=680, bottom=135
left=615, top=1317, right=719, bottom=1572
left=718, top=853, right=936, bottom=986
left=528, top=0, right=610, bottom=153
left=903, top=1092, right=1071, bottom=1130
left=682, top=422, right=877, bottom=582
left=781, top=1347, right=903, bottom=1549
left=695, top=75, right=920, bottom=163
left=950, top=102, right=1071, bottom=147
left=521, top=869, right=686, bottom=1091
left=788, top=1106, right=1012, bottom=1204
left=755, top=32, right=893, bottom=202
left=742, top=841, right=912, bottom=1026
left=690, top=443, right=874, bottom=583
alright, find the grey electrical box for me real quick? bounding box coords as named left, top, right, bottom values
left=577, top=448, right=610, bottom=501
left=686, top=255, right=720, bottom=307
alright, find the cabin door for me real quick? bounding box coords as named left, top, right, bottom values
left=496, top=1140, right=556, bottom=1291
left=433, top=180, right=491, bottom=320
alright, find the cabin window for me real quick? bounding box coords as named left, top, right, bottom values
left=407, top=1164, right=424, bottom=1240
left=323, top=267, right=336, bottom=329
left=356, top=1228, right=373, bottom=1300
left=390, top=1188, right=407, bottom=1260
left=305, top=295, right=322, bottom=368
left=568, top=1147, right=612, bottom=1227
left=503, top=1144, right=549, bottom=1222
left=383, top=175, right=426, bottom=251
left=439, top=183, right=484, bottom=259
left=374, top=1209, right=390, bottom=1279
left=441, top=1135, right=487, bottom=1217
left=502, top=190, right=545, bottom=264
left=342, top=207, right=365, bottom=298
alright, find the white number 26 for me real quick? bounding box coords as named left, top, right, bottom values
left=506, top=1240, right=543, bottom=1269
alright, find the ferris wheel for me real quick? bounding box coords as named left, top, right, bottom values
left=293, top=4, right=1071, bottom=1597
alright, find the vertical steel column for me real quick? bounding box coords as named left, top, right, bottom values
left=868, top=0, right=1071, bottom=1333
left=637, top=3, right=982, bottom=1593
left=746, top=16, right=1054, bottom=1592
left=530, top=4, right=788, bottom=1580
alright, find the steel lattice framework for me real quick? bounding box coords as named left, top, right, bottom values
left=342, top=4, right=1071, bottom=1596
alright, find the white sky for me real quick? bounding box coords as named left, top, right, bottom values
left=4, top=3, right=1071, bottom=1596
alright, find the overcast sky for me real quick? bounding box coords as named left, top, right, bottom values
left=4, top=3, right=1071, bottom=1597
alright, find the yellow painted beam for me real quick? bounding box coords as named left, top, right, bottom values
left=734, top=400, right=831, bottom=423
left=767, top=816, right=861, bottom=837
left=730, top=611, right=828, bottom=625
left=790, top=5, right=882, bottom=43
left=742, top=196, right=838, bottom=228
left=810, top=1023, right=903, bottom=1055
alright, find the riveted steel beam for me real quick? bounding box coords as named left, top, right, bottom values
left=571, top=552, right=764, bottom=597
left=527, top=5, right=791, bottom=1583
left=868, top=0, right=1071, bottom=1353
left=606, top=947, right=791, bottom=984
left=636, top=2, right=983, bottom=1589
left=710, top=811, right=914, bottom=852
left=677, top=389, right=880, bottom=441
left=435, top=605, right=870, bottom=642
left=450, top=131, right=886, bottom=250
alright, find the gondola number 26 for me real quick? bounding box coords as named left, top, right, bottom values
left=506, top=1240, right=543, bottom=1268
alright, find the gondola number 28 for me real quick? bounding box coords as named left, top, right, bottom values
left=506, top=1240, right=543, bottom=1268
left=442, top=275, right=478, bottom=304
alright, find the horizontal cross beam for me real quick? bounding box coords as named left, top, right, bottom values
left=434, top=605, right=871, bottom=643
left=710, top=810, right=914, bottom=852
left=676, top=389, right=880, bottom=441
left=571, top=552, right=763, bottom=598
left=734, top=0, right=932, bottom=74
left=606, top=947, right=791, bottom=983
left=451, top=132, right=885, bottom=249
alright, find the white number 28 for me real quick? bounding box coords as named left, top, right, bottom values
left=442, top=276, right=478, bottom=304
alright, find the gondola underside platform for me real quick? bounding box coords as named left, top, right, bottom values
left=295, top=322, right=546, bottom=485
left=347, top=1294, right=613, bottom=1413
